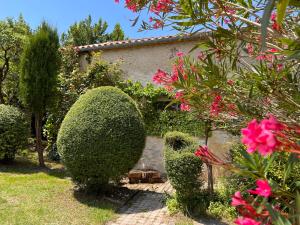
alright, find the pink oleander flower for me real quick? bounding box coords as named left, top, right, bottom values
left=198, top=52, right=205, bottom=60
left=227, top=79, right=234, bottom=85
left=175, top=90, right=184, bottom=100
left=268, top=48, right=278, bottom=53
left=277, top=64, right=284, bottom=72
left=241, top=116, right=283, bottom=156
left=153, top=69, right=168, bottom=84
left=195, top=145, right=209, bottom=157
left=231, top=191, right=247, bottom=206
left=124, top=0, right=140, bottom=12
left=180, top=102, right=191, bottom=111
left=271, top=12, right=277, bottom=22
left=270, top=13, right=281, bottom=31
left=246, top=43, right=254, bottom=56
left=114, top=0, right=119, bottom=3
left=235, top=217, right=261, bottom=225
left=153, top=69, right=178, bottom=85
left=261, top=115, right=284, bottom=131
left=248, top=179, right=272, bottom=198
left=153, top=19, right=164, bottom=29
left=164, top=85, right=174, bottom=92
left=176, top=51, right=184, bottom=57
left=150, top=0, right=174, bottom=13
left=210, top=94, right=222, bottom=117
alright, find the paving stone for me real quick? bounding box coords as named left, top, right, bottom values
left=106, top=182, right=225, bottom=225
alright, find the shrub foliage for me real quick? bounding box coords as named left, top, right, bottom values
left=164, top=131, right=203, bottom=210
left=57, top=86, right=145, bottom=189
left=0, top=104, right=29, bottom=162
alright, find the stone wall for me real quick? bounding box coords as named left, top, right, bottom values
left=134, top=131, right=238, bottom=179
left=133, top=136, right=166, bottom=174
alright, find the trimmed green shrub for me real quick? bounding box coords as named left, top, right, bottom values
left=57, top=86, right=145, bottom=190
left=0, top=104, right=29, bottom=162
left=164, top=131, right=197, bottom=151
left=164, top=131, right=203, bottom=211
left=207, top=201, right=237, bottom=221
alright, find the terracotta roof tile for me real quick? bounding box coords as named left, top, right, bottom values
left=75, top=32, right=210, bottom=52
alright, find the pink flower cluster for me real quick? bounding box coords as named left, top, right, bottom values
left=150, top=0, right=174, bottom=14
left=271, top=12, right=280, bottom=31
left=210, top=94, right=222, bottom=117
left=153, top=52, right=185, bottom=85
left=195, top=145, right=227, bottom=166
left=241, top=115, right=284, bottom=156
left=232, top=180, right=272, bottom=225
left=153, top=69, right=178, bottom=85
left=115, top=0, right=140, bottom=12
left=248, top=179, right=272, bottom=198
left=174, top=90, right=191, bottom=111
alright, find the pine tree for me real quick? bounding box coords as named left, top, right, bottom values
left=110, top=23, right=125, bottom=41
left=61, top=15, right=109, bottom=46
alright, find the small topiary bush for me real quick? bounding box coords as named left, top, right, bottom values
left=164, top=131, right=203, bottom=211
left=57, top=86, right=145, bottom=190
left=164, top=131, right=197, bottom=151
left=0, top=104, right=29, bottom=162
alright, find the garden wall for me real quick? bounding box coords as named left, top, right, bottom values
left=134, top=131, right=238, bottom=178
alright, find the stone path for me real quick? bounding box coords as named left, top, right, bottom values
left=106, top=182, right=227, bottom=225
left=107, top=182, right=173, bottom=225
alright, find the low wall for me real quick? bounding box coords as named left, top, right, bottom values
left=133, top=131, right=238, bottom=178
left=133, top=136, right=165, bottom=174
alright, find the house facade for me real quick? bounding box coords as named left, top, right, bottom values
left=76, top=33, right=209, bottom=84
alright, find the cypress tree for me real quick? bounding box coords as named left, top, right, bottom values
left=19, top=22, right=60, bottom=166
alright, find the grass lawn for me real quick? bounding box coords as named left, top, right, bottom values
left=0, top=153, right=117, bottom=225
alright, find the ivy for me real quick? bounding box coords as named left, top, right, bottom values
left=121, top=80, right=205, bottom=137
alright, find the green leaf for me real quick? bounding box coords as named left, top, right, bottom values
left=261, top=0, right=276, bottom=50
left=296, top=192, right=300, bottom=225
left=290, top=0, right=300, bottom=7
left=277, top=0, right=290, bottom=24
left=266, top=203, right=293, bottom=225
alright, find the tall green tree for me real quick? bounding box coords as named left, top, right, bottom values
left=61, top=15, right=109, bottom=46
left=0, top=15, right=30, bottom=104
left=61, top=15, right=126, bottom=46
left=19, top=22, right=60, bottom=167
left=110, top=23, right=125, bottom=41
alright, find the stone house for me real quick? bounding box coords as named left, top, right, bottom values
left=76, top=33, right=237, bottom=178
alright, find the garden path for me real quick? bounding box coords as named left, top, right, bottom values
left=106, top=182, right=227, bottom=225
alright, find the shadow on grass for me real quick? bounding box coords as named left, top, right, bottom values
left=0, top=154, right=68, bottom=179
left=73, top=190, right=117, bottom=211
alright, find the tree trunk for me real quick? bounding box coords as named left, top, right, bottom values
left=0, top=85, right=4, bottom=104
left=205, top=120, right=214, bottom=194
left=35, top=113, right=45, bottom=167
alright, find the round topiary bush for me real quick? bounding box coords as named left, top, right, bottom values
left=0, top=104, right=29, bottom=162
left=57, top=86, right=145, bottom=190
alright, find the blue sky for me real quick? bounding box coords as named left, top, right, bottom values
left=0, top=0, right=177, bottom=39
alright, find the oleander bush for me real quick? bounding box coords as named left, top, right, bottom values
left=0, top=104, right=29, bottom=162
left=57, top=86, right=145, bottom=191
left=164, top=131, right=203, bottom=211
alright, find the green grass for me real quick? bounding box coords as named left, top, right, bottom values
left=0, top=153, right=116, bottom=225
